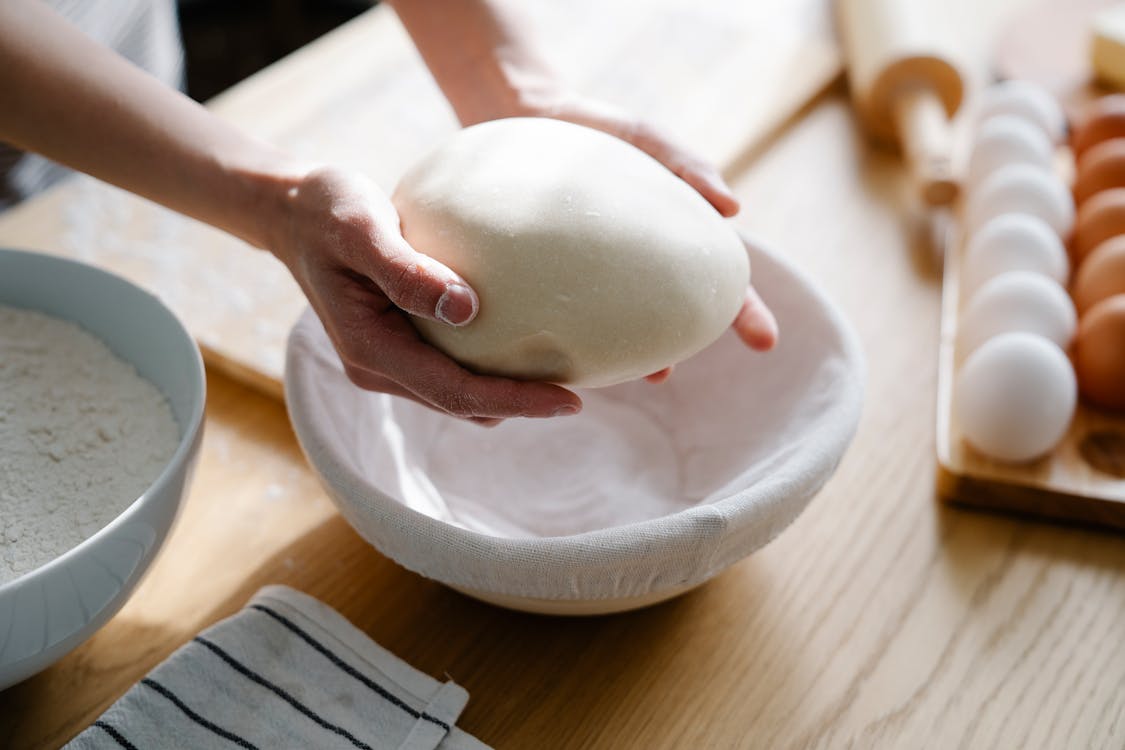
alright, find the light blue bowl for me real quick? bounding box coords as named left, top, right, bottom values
left=0, top=248, right=205, bottom=690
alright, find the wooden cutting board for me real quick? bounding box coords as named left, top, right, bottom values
left=0, top=0, right=841, bottom=398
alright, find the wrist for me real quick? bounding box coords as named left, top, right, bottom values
left=221, top=153, right=313, bottom=259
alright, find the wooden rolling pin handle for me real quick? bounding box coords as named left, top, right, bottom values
left=893, top=87, right=959, bottom=206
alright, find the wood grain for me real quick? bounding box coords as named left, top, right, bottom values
left=4, top=1, right=1125, bottom=746
left=3, top=92, right=1125, bottom=750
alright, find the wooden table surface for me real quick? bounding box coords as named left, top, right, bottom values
left=4, top=3, right=1125, bottom=749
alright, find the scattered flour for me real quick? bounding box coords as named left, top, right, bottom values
left=0, top=305, right=179, bottom=584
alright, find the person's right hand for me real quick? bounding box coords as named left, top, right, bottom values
left=267, top=166, right=583, bottom=425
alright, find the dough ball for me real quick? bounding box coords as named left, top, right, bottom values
left=392, top=117, right=749, bottom=388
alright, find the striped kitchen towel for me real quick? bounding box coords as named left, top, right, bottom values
left=65, top=585, right=489, bottom=750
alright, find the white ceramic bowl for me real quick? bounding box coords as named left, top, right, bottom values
left=0, top=248, right=205, bottom=690
left=286, top=233, right=864, bottom=614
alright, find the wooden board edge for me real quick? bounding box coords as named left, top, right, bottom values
left=934, top=194, right=1125, bottom=528
left=200, top=345, right=286, bottom=402
left=936, top=460, right=1125, bottom=530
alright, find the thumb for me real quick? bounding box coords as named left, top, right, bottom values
left=369, top=237, right=479, bottom=326
left=294, top=166, right=480, bottom=326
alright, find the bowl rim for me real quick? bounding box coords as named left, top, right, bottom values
left=0, top=247, right=207, bottom=595
left=285, top=231, right=866, bottom=596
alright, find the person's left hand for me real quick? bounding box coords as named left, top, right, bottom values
left=511, top=93, right=779, bottom=383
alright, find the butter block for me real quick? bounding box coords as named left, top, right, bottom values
left=1093, top=4, right=1125, bottom=90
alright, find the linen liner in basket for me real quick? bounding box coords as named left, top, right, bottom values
left=284, top=234, right=865, bottom=613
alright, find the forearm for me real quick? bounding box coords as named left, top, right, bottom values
left=0, top=0, right=304, bottom=249
left=388, top=0, right=562, bottom=125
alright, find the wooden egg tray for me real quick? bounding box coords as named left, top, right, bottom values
left=936, top=216, right=1125, bottom=530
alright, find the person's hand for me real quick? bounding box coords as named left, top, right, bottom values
left=268, top=166, right=583, bottom=425
left=512, top=93, right=779, bottom=382
left=388, top=0, right=776, bottom=382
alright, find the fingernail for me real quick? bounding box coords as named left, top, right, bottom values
left=552, top=405, right=580, bottom=417
left=436, top=283, right=477, bottom=326
left=707, top=175, right=740, bottom=216
left=717, top=190, right=740, bottom=216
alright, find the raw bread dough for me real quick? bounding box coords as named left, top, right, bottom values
left=392, top=117, right=749, bottom=388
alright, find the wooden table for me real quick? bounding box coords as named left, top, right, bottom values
left=3, top=4, right=1125, bottom=749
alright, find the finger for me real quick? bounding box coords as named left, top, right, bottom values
left=341, top=364, right=418, bottom=400
left=546, top=108, right=741, bottom=217
left=333, top=297, right=583, bottom=420
left=366, top=232, right=480, bottom=327
left=297, top=167, right=481, bottom=327
left=678, top=165, right=741, bottom=218
left=733, top=286, right=779, bottom=351
left=625, top=123, right=740, bottom=217
left=645, top=367, right=673, bottom=383
left=399, top=350, right=584, bottom=420
left=343, top=364, right=505, bottom=427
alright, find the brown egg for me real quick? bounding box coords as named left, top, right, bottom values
left=1072, top=188, right=1125, bottom=265
left=1074, top=294, right=1125, bottom=411
left=1074, top=138, right=1125, bottom=205
left=1072, top=95, right=1125, bottom=158
left=1072, top=236, right=1125, bottom=313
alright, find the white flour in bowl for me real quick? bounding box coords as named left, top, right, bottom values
left=0, top=305, right=179, bottom=585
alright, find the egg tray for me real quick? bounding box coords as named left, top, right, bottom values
left=936, top=218, right=1125, bottom=530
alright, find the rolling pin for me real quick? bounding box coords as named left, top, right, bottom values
left=837, top=0, right=966, bottom=205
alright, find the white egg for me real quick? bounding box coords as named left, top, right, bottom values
left=966, top=115, right=1053, bottom=191
left=958, top=270, right=1077, bottom=358
left=962, top=213, right=1069, bottom=296
left=976, top=80, right=1066, bottom=145
left=965, top=164, right=1075, bottom=239
left=955, top=332, right=1077, bottom=462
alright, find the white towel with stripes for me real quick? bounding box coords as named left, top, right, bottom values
left=65, top=586, right=489, bottom=750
